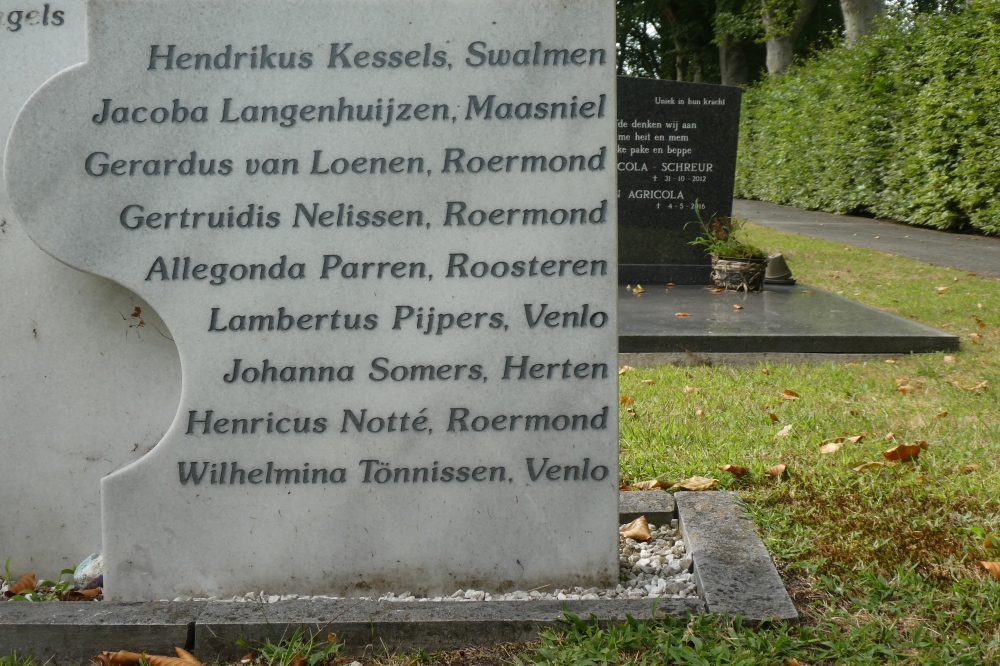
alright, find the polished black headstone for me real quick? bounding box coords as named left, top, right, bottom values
left=617, top=77, right=742, bottom=285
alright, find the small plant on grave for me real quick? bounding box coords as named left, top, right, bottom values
left=237, top=625, right=341, bottom=666
left=685, top=210, right=765, bottom=260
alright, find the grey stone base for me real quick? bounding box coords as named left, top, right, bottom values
left=620, top=351, right=904, bottom=367
left=0, top=492, right=795, bottom=662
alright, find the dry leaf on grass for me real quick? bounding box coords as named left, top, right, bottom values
left=975, top=316, right=986, bottom=328
left=94, top=650, right=143, bottom=665
left=783, top=388, right=800, bottom=399
left=765, top=464, right=787, bottom=477
left=669, top=476, right=719, bottom=491
left=719, top=464, right=748, bottom=478
left=897, top=384, right=915, bottom=394
left=935, top=410, right=948, bottom=419
left=684, top=386, right=698, bottom=394
left=853, top=461, right=885, bottom=472
left=786, top=659, right=809, bottom=666
left=625, top=407, right=638, bottom=418
left=618, top=366, right=635, bottom=376
left=915, top=440, right=930, bottom=450
left=5, top=573, right=35, bottom=597
left=884, top=443, right=923, bottom=462
left=620, top=395, right=634, bottom=405
left=821, top=436, right=846, bottom=445
left=240, top=654, right=254, bottom=665
left=641, top=379, right=656, bottom=385
left=969, top=332, right=982, bottom=339
left=885, top=359, right=897, bottom=364
left=631, top=478, right=667, bottom=490
left=675, top=312, right=691, bottom=317
left=981, top=562, right=1000, bottom=581
left=964, top=463, right=982, bottom=473
left=847, top=434, right=865, bottom=444
left=937, top=286, right=949, bottom=292
left=885, top=432, right=896, bottom=441
left=761, top=368, right=770, bottom=375
left=776, top=424, right=793, bottom=438
left=288, top=653, right=307, bottom=666
left=175, top=649, right=201, bottom=666
left=952, top=380, right=989, bottom=391
left=94, top=648, right=201, bottom=666
left=768, top=412, right=779, bottom=422
left=820, top=442, right=843, bottom=454
left=695, top=408, right=705, bottom=417
left=619, top=516, right=651, bottom=541
left=944, top=355, right=957, bottom=363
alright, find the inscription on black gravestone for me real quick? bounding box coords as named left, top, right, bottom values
left=617, top=76, right=742, bottom=285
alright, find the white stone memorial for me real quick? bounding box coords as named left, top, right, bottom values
left=0, top=0, right=180, bottom=575
left=6, top=0, right=618, bottom=600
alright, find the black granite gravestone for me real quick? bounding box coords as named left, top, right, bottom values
left=617, top=77, right=742, bottom=285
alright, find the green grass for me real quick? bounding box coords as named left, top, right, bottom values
left=550, top=223, right=1000, bottom=665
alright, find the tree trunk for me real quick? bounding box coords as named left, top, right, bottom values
left=840, top=0, right=884, bottom=45
left=719, top=35, right=749, bottom=86
left=763, top=0, right=818, bottom=75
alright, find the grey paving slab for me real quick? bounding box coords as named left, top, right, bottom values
left=194, top=598, right=705, bottom=659
left=675, top=491, right=797, bottom=624
left=0, top=601, right=202, bottom=663
left=734, top=199, right=1000, bottom=278
left=619, top=490, right=676, bottom=526
left=618, top=284, right=957, bottom=354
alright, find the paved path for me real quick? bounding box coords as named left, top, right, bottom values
left=733, top=199, right=1000, bottom=278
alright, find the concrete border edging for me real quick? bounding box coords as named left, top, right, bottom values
left=0, top=491, right=796, bottom=661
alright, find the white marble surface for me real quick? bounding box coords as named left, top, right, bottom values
left=0, top=0, right=180, bottom=575
left=6, top=0, right=618, bottom=600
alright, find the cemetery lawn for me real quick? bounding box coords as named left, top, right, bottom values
left=573, top=223, right=1000, bottom=665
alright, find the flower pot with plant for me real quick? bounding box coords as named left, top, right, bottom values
left=685, top=213, right=767, bottom=292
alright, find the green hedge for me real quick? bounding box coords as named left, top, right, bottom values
left=735, top=3, right=1000, bottom=234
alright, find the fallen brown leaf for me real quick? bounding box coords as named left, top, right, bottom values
left=951, top=380, right=989, bottom=390
left=981, top=562, right=1000, bottom=581
left=625, top=407, right=638, bottom=418
left=145, top=656, right=201, bottom=666
left=768, top=412, right=778, bottom=422
left=761, top=368, right=770, bottom=375
left=884, top=443, right=922, bottom=462
left=821, top=437, right=846, bottom=445
left=620, top=395, right=634, bottom=405
left=675, top=312, right=691, bottom=317
left=5, top=572, right=35, bottom=597
left=786, top=658, right=808, bottom=666
left=847, top=434, right=865, bottom=444
left=631, top=478, right=666, bottom=490
left=709, top=287, right=723, bottom=293
left=765, top=464, right=787, bottom=477
left=853, top=461, right=885, bottom=472
left=289, top=653, right=307, bottom=666
left=62, top=587, right=101, bottom=601
left=93, top=651, right=143, bottom=666
left=240, top=654, right=254, bottom=665
left=935, top=410, right=948, bottom=418
left=734, top=304, right=743, bottom=310
left=964, top=463, right=982, bottom=473
left=969, top=332, right=982, bottom=339
left=885, top=359, right=897, bottom=364
left=820, top=442, right=843, bottom=454
left=619, top=516, right=651, bottom=541
left=695, top=408, right=705, bottom=417
left=897, top=384, right=915, bottom=394
left=684, top=386, right=698, bottom=394
left=618, top=365, right=635, bottom=376
left=848, top=409, right=860, bottom=416
left=175, top=648, right=202, bottom=666
left=633, top=285, right=645, bottom=294
left=776, top=424, right=793, bottom=438
left=669, top=476, right=719, bottom=491
left=783, top=388, right=800, bottom=399
left=641, top=379, right=655, bottom=385
left=975, top=316, right=986, bottom=328
left=667, top=282, right=676, bottom=287
left=885, top=432, right=896, bottom=441
left=719, top=464, right=748, bottom=478
left=915, top=440, right=930, bottom=450
left=944, top=355, right=957, bottom=363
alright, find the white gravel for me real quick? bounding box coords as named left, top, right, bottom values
left=162, top=519, right=697, bottom=604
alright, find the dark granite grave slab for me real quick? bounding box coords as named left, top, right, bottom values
left=617, top=77, right=742, bottom=285
left=618, top=284, right=958, bottom=354
left=675, top=491, right=797, bottom=623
